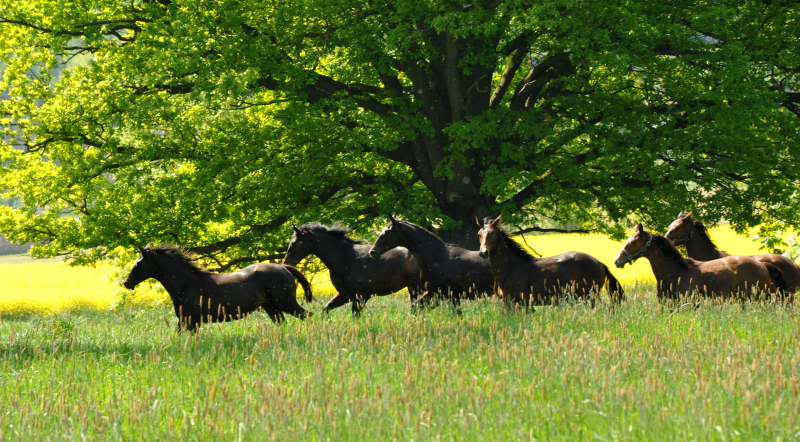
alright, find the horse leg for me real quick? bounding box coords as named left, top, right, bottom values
left=279, top=294, right=311, bottom=320
left=351, top=294, right=372, bottom=317
left=411, top=292, right=433, bottom=311
left=262, top=305, right=285, bottom=323
left=323, top=292, right=351, bottom=313
left=581, top=283, right=596, bottom=309
left=449, top=293, right=463, bottom=316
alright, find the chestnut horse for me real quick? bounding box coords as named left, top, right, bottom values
left=478, top=215, right=624, bottom=309
left=368, top=214, right=494, bottom=309
left=283, top=223, right=424, bottom=315
left=124, top=244, right=312, bottom=331
left=614, top=224, right=787, bottom=301
left=665, top=211, right=800, bottom=297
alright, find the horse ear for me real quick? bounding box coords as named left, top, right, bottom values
left=684, top=211, right=693, bottom=219
left=292, top=224, right=302, bottom=234
left=476, top=216, right=483, bottom=227
left=492, top=214, right=504, bottom=227
left=635, top=223, right=643, bottom=233
left=677, top=211, right=685, bottom=218
left=389, top=213, right=398, bottom=224
left=138, top=246, right=145, bottom=253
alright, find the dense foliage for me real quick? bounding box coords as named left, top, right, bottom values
left=1, top=0, right=799, bottom=268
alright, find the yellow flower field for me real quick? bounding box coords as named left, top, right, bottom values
left=0, top=226, right=789, bottom=315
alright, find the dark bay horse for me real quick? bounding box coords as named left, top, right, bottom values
left=614, top=224, right=786, bottom=301
left=368, top=214, right=495, bottom=309
left=282, top=223, right=423, bottom=315
left=124, top=244, right=312, bottom=331
left=478, top=215, right=624, bottom=309
left=665, top=211, right=800, bottom=297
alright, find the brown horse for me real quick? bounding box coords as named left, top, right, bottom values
left=478, top=215, right=624, bottom=309
left=282, top=223, right=423, bottom=315
left=368, top=214, right=494, bottom=309
left=124, top=244, right=312, bottom=331
left=665, top=211, right=800, bottom=296
left=614, top=224, right=786, bottom=301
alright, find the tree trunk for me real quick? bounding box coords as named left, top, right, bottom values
left=435, top=167, right=495, bottom=250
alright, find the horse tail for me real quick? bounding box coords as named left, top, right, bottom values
left=763, top=263, right=789, bottom=300
left=283, top=265, right=313, bottom=303
left=602, top=264, right=625, bottom=303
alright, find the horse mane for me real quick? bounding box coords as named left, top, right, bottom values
left=693, top=221, right=719, bottom=250
left=651, top=235, right=690, bottom=269
left=496, top=229, right=535, bottom=261
left=397, top=220, right=449, bottom=260
left=299, top=222, right=366, bottom=244
left=149, top=243, right=209, bottom=274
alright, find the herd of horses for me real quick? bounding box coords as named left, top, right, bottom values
left=122, top=212, right=798, bottom=331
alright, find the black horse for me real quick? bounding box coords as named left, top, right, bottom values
left=124, top=244, right=312, bottom=331
left=369, top=214, right=494, bottom=309
left=283, top=223, right=424, bottom=315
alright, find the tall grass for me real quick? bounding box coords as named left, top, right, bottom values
left=1, top=289, right=799, bottom=440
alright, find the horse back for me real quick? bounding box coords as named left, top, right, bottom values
left=528, top=252, right=606, bottom=289
left=696, top=255, right=771, bottom=295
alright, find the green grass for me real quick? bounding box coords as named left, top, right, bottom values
left=1, top=289, right=799, bottom=441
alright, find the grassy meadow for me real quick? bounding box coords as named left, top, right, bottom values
left=0, top=226, right=799, bottom=440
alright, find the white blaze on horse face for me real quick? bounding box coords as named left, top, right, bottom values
left=613, top=234, right=636, bottom=268
left=613, top=250, right=627, bottom=268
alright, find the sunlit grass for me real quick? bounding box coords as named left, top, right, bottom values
left=1, top=291, right=798, bottom=440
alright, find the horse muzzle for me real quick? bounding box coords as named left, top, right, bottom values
left=479, top=249, right=489, bottom=259
left=368, top=248, right=379, bottom=260
left=123, top=279, right=137, bottom=290
left=613, top=253, right=627, bottom=269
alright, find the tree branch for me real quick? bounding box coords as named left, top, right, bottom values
left=490, top=43, right=530, bottom=109
left=509, top=53, right=574, bottom=111
left=511, top=226, right=594, bottom=235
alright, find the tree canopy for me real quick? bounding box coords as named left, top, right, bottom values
left=1, top=0, right=799, bottom=268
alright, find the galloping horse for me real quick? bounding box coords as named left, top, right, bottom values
left=478, top=215, right=624, bottom=309
left=614, top=224, right=787, bottom=301
left=368, top=215, right=494, bottom=309
left=283, top=223, right=424, bottom=315
left=665, top=211, right=800, bottom=297
left=124, top=244, right=312, bottom=331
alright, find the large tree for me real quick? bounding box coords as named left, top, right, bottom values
left=1, top=0, right=799, bottom=268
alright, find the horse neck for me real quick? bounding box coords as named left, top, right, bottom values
left=488, top=236, right=529, bottom=278
left=685, top=225, right=724, bottom=261
left=307, top=233, right=358, bottom=273
left=149, top=254, right=203, bottom=298
left=643, top=243, right=687, bottom=291
left=397, top=224, right=448, bottom=273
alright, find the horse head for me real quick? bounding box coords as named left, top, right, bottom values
left=124, top=245, right=158, bottom=289
left=614, top=223, right=654, bottom=268
left=664, top=211, right=694, bottom=245
left=283, top=224, right=314, bottom=267
left=478, top=214, right=503, bottom=259
left=369, top=214, right=403, bottom=259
